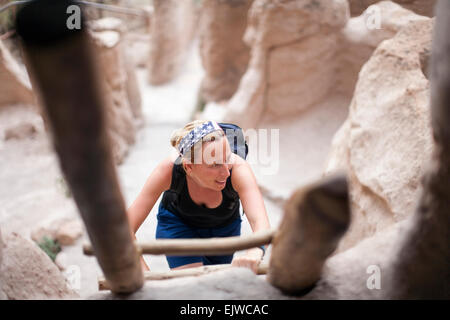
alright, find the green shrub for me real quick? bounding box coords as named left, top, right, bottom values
left=37, top=236, right=61, bottom=262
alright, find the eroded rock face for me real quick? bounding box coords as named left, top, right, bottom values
left=0, top=232, right=78, bottom=299
left=223, top=0, right=349, bottom=129
left=148, top=0, right=198, bottom=85
left=325, top=18, right=434, bottom=252
left=0, top=229, right=3, bottom=267
left=31, top=217, right=83, bottom=246
left=4, top=122, right=38, bottom=141
left=223, top=0, right=430, bottom=130
left=88, top=24, right=141, bottom=165
left=199, top=0, right=252, bottom=102
left=336, top=1, right=429, bottom=96
left=0, top=40, right=35, bottom=107
left=88, top=17, right=144, bottom=127
left=348, top=0, right=436, bottom=17
left=0, top=229, right=5, bottom=300
left=215, top=1, right=431, bottom=212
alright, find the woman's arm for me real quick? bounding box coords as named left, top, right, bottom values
left=231, top=155, right=271, bottom=273
left=127, top=155, right=174, bottom=233
left=126, top=155, right=174, bottom=270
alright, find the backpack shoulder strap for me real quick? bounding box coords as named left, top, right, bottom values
left=218, top=122, right=248, bottom=160
left=170, top=156, right=185, bottom=194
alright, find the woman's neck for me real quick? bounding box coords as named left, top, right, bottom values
left=187, top=174, right=223, bottom=205
left=186, top=174, right=215, bottom=194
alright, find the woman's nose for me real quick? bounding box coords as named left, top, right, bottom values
left=220, top=164, right=230, bottom=177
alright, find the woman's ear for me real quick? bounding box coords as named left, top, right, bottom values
left=183, top=160, right=193, bottom=175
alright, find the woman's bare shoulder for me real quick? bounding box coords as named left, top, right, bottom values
left=145, top=153, right=179, bottom=193
left=230, top=153, right=246, bottom=168
left=158, top=153, right=179, bottom=174
left=230, top=154, right=254, bottom=191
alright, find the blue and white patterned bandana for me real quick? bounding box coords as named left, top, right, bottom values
left=177, top=121, right=222, bottom=156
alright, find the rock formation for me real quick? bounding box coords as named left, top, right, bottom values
left=336, top=1, right=429, bottom=97
left=3, top=121, right=38, bottom=140
left=222, top=0, right=430, bottom=130
left=148, top=0, right=198, bottom=85
left=223, top=0, right=349, bottom=129
left=2, top=17, right=143, bottom=165
left=215, top=1, right=430, bottom=208
left=199, top=0, right=252, bottom=102
left=325, top=18, right=434, bottom=252
left=348, top=0, right=436, bottom=17
left=0, top=232, right=78, bottom=299
left=88, top=17, right=144, bottom=126
left=31, top=217, right=84, bottom=246
left=308, top=1, right=449, bottom=299
left=88, top=18, right=143, bottom=165
left=0, top=229, right=4, bottom=299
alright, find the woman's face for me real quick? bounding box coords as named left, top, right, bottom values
left=185, top=136, right=233, bottom=191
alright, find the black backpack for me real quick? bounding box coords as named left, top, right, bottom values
left=218, top=122, right=248, bottom=160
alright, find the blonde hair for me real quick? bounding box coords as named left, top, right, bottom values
left=170, top=120, right=225, bottom=163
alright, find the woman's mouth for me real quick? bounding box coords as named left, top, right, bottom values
left=215, top=180, right=226, bottom=186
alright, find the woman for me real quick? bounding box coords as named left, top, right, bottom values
left=126, top=120, right=271, bottom=273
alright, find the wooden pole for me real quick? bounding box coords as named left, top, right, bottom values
left=84, top=228, right=276, bottom=256
left=15, top=0, right=143, bottom=294
left=267, top=173, right=351, bottom=295
left=98, top=263, right=269, bottom=291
